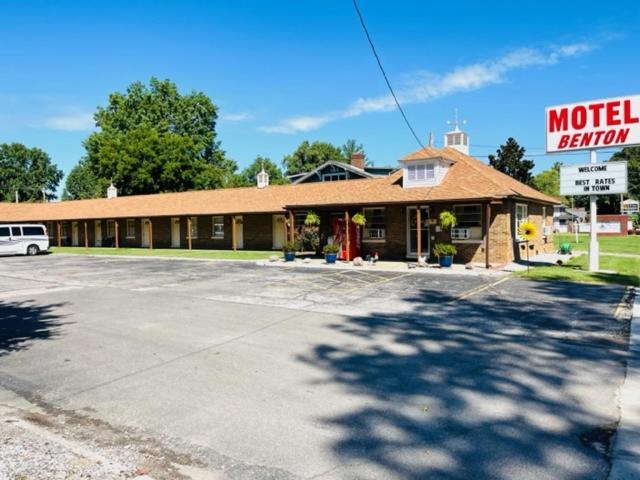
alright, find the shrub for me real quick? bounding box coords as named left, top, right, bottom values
left=322, top=243, right=340, bottom=254
left=433, top=243, right=457, bottom=257
left=282, top=241, right=301, bottom=253
left=439, top=211, right=457, bottom=229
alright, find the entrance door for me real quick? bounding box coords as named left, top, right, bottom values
left=272, top=215, right=285, bottom=250
left=171, top=217, right=181, bottom=248
left=95, top=221, right=102, bottom=247
left=236, top=216, right=244, bottom=249
left=141, top=218, right=150, bottom=247
left=406, top=207, right=430, bottom=258
left=71, top=222, right=79, bottom=246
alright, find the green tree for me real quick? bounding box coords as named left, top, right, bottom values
left=231, top=155, right=289, bottom=187
left=82, top=77, right=236, bottom=196
left=609, top=146, right=640, bottom=199
left=534, top=162, right=564, bottom=199
left=488, top=137, right=535, bottom=185
left=282, top=140, right=346, bottom=176
left=341, top=139, right=370, bottom=166
left=0, top=143, right=63, bottom=202
left=62, top=160, right=97, bottom=200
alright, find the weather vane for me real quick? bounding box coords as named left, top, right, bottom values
left=446, top=108, right=466, bottom=132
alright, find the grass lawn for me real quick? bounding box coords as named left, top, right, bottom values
left=517, top=254, right=640, bottom=286
left=554, top=233, right=640, bottom=255
left=50, top=246, right=276, bottom=261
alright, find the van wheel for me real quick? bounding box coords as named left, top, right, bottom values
left=27, top=244, right=40, bottom=256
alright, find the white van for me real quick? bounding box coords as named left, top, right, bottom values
left=0, top=224, right=50, bottom=256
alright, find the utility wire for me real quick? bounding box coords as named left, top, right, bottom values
left=352, top=0, right=426, bottom=150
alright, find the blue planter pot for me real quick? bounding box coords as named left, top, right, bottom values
left=438, top=255, right=453, bottom=268
left=284, top=251, right=296, bottom=262
left=325, top=253, right=337, bottom=264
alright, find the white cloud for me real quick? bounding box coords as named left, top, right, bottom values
left=42, top=111, right=95, bottom=131
left=261, top=42, right=594, bottom=134
left=220, top=112, right=254, bottom=122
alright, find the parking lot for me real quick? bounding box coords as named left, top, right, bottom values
left=0, top=254, right=632, bottom=479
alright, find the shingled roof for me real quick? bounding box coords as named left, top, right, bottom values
left=0, top=147, right=557, bottom=222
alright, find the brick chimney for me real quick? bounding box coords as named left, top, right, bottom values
left=350, top=152, right=365, bottom=170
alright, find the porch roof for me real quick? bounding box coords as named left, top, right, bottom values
left=0, top=147, right=558, bottom=222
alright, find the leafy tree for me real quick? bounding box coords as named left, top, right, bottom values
left=230, top=155, right=289, bottom=187
left=609, top=146, right=640, bottom=199
left=62, top=160, right=97, bottom=200
left=0, top=143, right=63, bottom=202
left=282, top=140, right=346, bottom=176
left=488, top=137, right=535, bottom=185
left=533, top=162, right=565, bottom=200
left=82, top=77, right=236, bottom=196
left=341, top=139, right=371, bottom=166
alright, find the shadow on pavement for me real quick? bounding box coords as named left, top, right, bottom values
left=0, top=299, right=67, bottom=357
left=300, top=279, right=631, bottom=479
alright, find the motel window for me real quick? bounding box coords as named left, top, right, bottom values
left=516, top=204, right=529, bottom=240
left=212, top=216, right=224, bottom=239
left=126, top=219, right=136, bottom=239
left=106, top=220, right=115, bottom=238
left=407, top=163, right=435, bottom=183
left=46, top=222, right=54, bottom=238
left=189, top=217, right=198, bottom=239
left=61, top=223, right=69, bottom=238
left=452, top=204, right=482, bottom=241
left=322, top=172, right=347, bottom=181
left=363, top=208, right=386, bottom=242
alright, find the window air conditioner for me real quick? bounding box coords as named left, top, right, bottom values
left=451, top=228, right=470, bottom=240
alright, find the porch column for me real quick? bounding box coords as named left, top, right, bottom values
left=344, top=210, right=350, bottom=262
left=149, top=219, right=153, bottom=250
left=84, top=221, right=88, bottom=248
left=289, top=210, right=295, bottom=243
left=416, top=207, right=422, bottom=259
left=187, top=217, right=192, bottom=250
left=485, top=203, right=491, bottom=269
left=232, top=216, right=237, bottom=251
left=57, top=221, right=62, bottom=247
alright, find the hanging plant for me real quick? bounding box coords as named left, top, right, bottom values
left=439, top=210, right=457, bottom=229
left=304, top=211, right=321, bottom=226
left=352, top=213, right=367, bottom=226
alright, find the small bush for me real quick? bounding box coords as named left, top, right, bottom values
left=323, top=243, right=340, bottom=254
left=282, top=241, right=301, bottom=253
left=433, top=243, right=457, bottom=256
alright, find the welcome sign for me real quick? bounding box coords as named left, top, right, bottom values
left=560, top=161, right=628, bottom=196
left=546, top=95, right=640, bottom=152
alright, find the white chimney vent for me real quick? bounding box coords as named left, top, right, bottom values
left=257, top=165, right=269, bottom=189
left=107, top=182, right=118, bottom=199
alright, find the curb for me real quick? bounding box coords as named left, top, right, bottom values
left=609, top=287, right=640, bottom=479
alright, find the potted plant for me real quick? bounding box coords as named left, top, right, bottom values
left=352, top=213, right=366, bottom=226
left=282, top=241, right=300, bottom=262
left=439, top=210, right=457, bottom=229
left=433, top=243, right=457, bottom=267
left=323, top=243, right=340, bottom=264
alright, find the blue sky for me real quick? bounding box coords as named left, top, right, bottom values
left=1, top=0, right=638, bottom=194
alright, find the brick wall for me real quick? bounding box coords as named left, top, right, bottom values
left=510, top=200, right=555, bottom=262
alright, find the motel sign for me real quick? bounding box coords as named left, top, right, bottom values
left=560, top=161, right=628, bottom=196
left=546, top=95, right=640, bottom=152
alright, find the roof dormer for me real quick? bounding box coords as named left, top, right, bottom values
left=399, top=155, right=453, bottom=188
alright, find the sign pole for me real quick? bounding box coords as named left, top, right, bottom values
left=588, top=149, right=599, bottom=272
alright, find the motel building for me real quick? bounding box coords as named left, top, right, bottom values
left=0, top=127, right=557, bottom=267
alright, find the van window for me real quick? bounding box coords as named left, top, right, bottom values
left=0, top=227, right=9, bottom=237
left=23, top=226, right=45, bottom=236
left=11, top=227, right=21, bottom=236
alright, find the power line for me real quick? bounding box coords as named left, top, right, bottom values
left=352, top=0, right=425, bottom=150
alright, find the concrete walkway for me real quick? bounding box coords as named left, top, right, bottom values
left=609, top=287, right=640, bottom=479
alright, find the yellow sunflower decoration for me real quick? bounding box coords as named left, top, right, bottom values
left=518, top=221, right=537, bottom=241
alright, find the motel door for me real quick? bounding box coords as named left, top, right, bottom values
left=272, top=215, right=285, bottom=250
left=236, top=216, right=244, bottom=249
left=141, top=218, right=151, bottom=247
left=71, top=222, right=79, bottom=246
left=171, top=218, right=180, bottom=248
left=406, top=207, right=430, bottom=259
left=95, top=221, right=102, bottom=247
